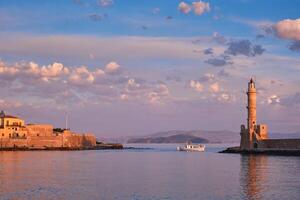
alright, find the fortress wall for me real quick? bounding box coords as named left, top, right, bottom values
left=63, top=134, right=96, bottom=147
left=26, top=124, right=54, bottom=137
left=28, top=136, right=63, bottom=148
left=0, top=134, right=96, bottom=149
left=0, top=138, right=28, bottom=148
left=258, top=139, right=300, bottom=150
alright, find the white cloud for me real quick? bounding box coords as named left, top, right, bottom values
left=190, top=80, right=204, bottom=92
left=273, top=18, right=300, bottom=41
left=267, top=95, right=280, bottom=104
left=105, top=62, right=121, bottom=74
left=192, top=1, right=210, bottom=15
left=178, top=2, right=192, bottom=14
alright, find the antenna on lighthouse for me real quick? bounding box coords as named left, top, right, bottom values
left=65, top=110, right=68, bottom=130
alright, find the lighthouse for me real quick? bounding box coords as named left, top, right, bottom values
left=240, top=78, right=268, bottom=150
left=247, top=78, right=257, bottom=146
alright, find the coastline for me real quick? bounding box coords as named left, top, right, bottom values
left=0, top=143, right=124, bottom=151
left=219, top=146, right=300, bottom=156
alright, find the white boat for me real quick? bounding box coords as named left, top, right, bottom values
left=177, top=143, right=205, bottom=152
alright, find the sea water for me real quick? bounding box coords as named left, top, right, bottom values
left=0, top=144, right=299, bottom=200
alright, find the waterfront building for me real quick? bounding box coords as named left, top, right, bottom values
left=0, top=111, right=96, bottom=149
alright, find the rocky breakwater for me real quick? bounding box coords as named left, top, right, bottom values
left=219, top=146, right=300, bottom=156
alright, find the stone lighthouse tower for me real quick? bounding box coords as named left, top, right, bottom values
left=240, top=78, right=268, bottom=150
left=247, top=78, right=257, bottom=141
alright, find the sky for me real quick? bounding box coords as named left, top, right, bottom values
left=0, top=0, right=300, bottom=137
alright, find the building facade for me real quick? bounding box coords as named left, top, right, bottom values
left=0, top=111, right=96, bottom=149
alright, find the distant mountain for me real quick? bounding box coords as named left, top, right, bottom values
left=126, top=130, right=239, bottom=144
left=99, top=130, right=300, bottom=144
left=127, top=133, right=209, bottom=144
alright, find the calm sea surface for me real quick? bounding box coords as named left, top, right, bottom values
left=0, top=144, right=299, bottom=200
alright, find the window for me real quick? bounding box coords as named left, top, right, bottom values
left=1, top=133, right=4, bottom=137
left=37, top=134, right=39, bottom=136
left=6, top=121, right=9, bottom=126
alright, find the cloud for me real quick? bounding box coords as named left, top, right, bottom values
left=212, top=32, right=227, bottom=44
left=205, top=57, right=232, bottom=67
left=147, top=84, right=170, bottom=105
left=210, top=82, right=220, bottom=93
left=98, top=0, right=114, bottom=7
left=152, top=8, right=160, bottom=14
left=280, top=93, right=300, bottom=106
left=89, top=14, right=103, bottom=22
left=267, top=95, right=280, bottom=105
left=166, top=16, right=173, bottom=20
left=178, top=1, right=210, bottom=16
left=68, top=66, right=95, bottom=86
left=198, top=73, right=215, bottom=82
left=178, top=2, right=192, bottom=14
left=289, top=41, right=300, bottom=52
left=273, top=19, right=300, bottom=41
left=40, top=62, right=69, bottom=78
left=166, top=75, right=182, bottom=82
left=105, top=62, right=121, bottom=74
left=0, top=99, right=22, bottom=108
left=192, top=1, right=210, bottom=15
left=0, top=34, right=213, bottom=61
left=203, top=48, right=213, bottom=55
left=217, top=69, right=230, bottom=78
left=225, top=40, right=265, bottom=57
left=190, top=80, right=204, bottom=92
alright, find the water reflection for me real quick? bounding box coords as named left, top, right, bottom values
left=240, top=155, right=268, bottom=200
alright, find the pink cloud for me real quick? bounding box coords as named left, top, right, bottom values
left=273, top=18, right=300, bottom=41
left=105, top=61, right=121, bottom=74
left=192, top=1, right=210, bottom=16
left=178, top=2, right=192, bottom=14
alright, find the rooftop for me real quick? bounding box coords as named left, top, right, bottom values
left=0, top=111, right=19, bottom=119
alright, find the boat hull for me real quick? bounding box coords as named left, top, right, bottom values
left=176, top=146, right=205, bottom=152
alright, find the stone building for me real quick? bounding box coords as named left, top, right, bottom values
left=240, top=79, right=300, bottom=151
left=0, top=111, right=96, bottom=149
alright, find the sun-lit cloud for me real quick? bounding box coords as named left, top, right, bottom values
left=267, top=95, right=280, bottom=105
left=210, top=82, right=220, bottom=93
left=273, top=19, right=300, bottom=41
left=105, top=61, right=121, bottom=74
left=178, top=2, right=192, bottom=14
left=190, top=80, right=204, bottom=92
left=192, top=1, right=210, bottom=16
left=178, top=1, right=210, bottom=16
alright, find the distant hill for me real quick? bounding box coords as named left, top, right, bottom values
left=126, top=130, right=239, bottom=144
left=98, top=130, right=300, bottom=144
left=127, top=133, right=209, bottom=144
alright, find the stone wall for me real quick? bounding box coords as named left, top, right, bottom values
left=0, top=138, right=28, bottom=148
left=0, top=133, right=96, bottom=149
left=258, top=139, right=300, bottom=150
